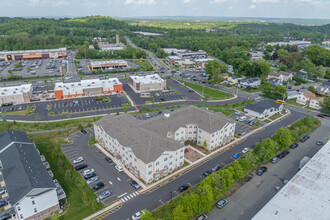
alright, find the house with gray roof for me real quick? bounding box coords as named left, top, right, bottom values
left=244, top=100, right=283, bottom=118
left=94, top=106, right=236, bottom=184
left=0, top=130, right=59, bottom=220
left=239, top=77, right=261, bottom=88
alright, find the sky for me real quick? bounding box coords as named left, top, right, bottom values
left=1, top=0, right=330, bottom=19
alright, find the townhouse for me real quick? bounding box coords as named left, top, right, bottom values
left=0, top=130, right=60, bottom=220
left=239, top=77, right=261, bottom=88
left=94, top=106, right=236, bottom=184
left=267, top=71, right=293, bottom=82
left=296, top=91, right=324, bottom=110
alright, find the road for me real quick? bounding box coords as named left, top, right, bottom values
left=102, top=109, right=307, bottom=220
left=208, top=116, right=330, bottom=220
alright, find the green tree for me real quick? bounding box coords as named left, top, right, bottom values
left=320, top=96, right=330, bottom=113
left=273, top=127, right=292, bottom=149
left=203, top=140, right=207, bottom=148
left=140, top=210, right=156, bottom=220
left=173, top=205, right=187, bottom=220
left=34, top=113, right=40, bottom=121
left=308, top=86, right=315, bottom=93
left=325, top=68, right=330, bottom=79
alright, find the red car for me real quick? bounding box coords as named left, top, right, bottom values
left=317, top=114, right=325, bottom=118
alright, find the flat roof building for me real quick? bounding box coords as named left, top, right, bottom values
left=177, top=50, right=207, bottom=59
left=129, top=74, right=166, bottom=93
left=94, top=106, right=236, bottom=184
left=0, top=84, right=32, bottom=105
left=0, top=48, right=67, bottom=62
left=90, top=60, right=128, bottom=70
left=54, top=78, right=123, bottom=99
left=252, top=140, right=330, bottom=220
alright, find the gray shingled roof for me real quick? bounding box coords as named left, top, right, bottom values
left=0, top=130, right=56, bottom=205
left=244, top=100, right=281, bottom=114
left=95, top=106, right=234, bottom=163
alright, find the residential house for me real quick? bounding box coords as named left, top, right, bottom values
left=267, top=71, right=293, bottom=82
left=239, top=77, right=261, bottom=88
left=227, top=75, right=238, bottom=84
left=267, top=78, right=283, bottom=86
left=0, top=130, right=60, bottom=220
left=316, top=81, right=330, bottom=96
left=244, top=100, right=283, bottom=118
left=287, top=91, right=299, bottom=100
left=94, top=106, right=236, bottom=184
left=296, top=91, right=324, bottom=110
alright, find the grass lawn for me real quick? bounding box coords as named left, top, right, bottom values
left=269, top=113, right=282, bottom=121
left=29, top=131, right=104, bottom=220
left=180, top=80, right=234, bottom=100
left=286, top=99, right=305, bottom=108
left=0, top=116, right=102, bottom=133
left=209, top=108, right=235, bottom=116
left=121, top=103, right=132, bottom=108
left=2, top=110, right=28, bottom=115
left=134, top=60, right=155, bottom=71
left=239, top=87, right=263, bottom=93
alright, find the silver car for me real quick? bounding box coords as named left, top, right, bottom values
left=86, top=176, right=99, bottom=185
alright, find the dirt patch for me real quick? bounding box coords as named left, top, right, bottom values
left=184, top=147, right=204, bottom=162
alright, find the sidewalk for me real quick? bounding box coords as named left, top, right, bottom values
left=83, top=200, right=121, bottom=220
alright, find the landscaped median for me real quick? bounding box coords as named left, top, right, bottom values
left=140, top=116, right=320, bottom=220
left=178, top=80, right=234, bottom=100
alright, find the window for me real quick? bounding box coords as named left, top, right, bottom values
left=176, top=132, right=179, bottom=136
left=156, top=168, right=159, bottom=173
left=17, top=206, right=21, bottom=211
left=148, top=171, right=152, bottom=175
left=169, top=155, right=173, bottom=158
left=32, top=200, right=35, bottom=205
left=167, top=132, right=172, bottom=137
left=155, top=174, right=160, bottom=180
left=148, top=164, right=152, bottom=168
left=134, top=158, right=137, bottom=162
left=212, top=134, right=214, bottom=137
left=180, top=149, right=183, bottom=153
left=156, top=161, right=159, bottom=165
left=180, top=156, right=183, bottom=159
left=164, top=157, right=167, bottom=162
left=34, top=208, right=37, bottom=213
left=20, top=215, right=23, bottom=219
left=164, top=170, right=168, bottom=175
left=199, top=129, right=202, bottom=133
left=169, top=161, right=173, bottom=165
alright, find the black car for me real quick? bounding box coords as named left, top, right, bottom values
left=290, top=143, right=299, bottom=149
left=256, top=167, right=267, bottom=176
left=323, top=114, right=330, bottom=117
left=282, top=150, right=290, bottom=156
left=178, top=184, right=190, bottom=192
left=80, top=129, right=87, bottom=134
left=105, top=157, right=112, bottom=163
left=0, top=213, right=11, bottom=220
left=300, top=136, right=310, bottom=143
left=202, top=171, right=212, bottom=178
left=130, top=180, right=140, bottom=189
left=75, top=164, right=88, bottom=171
left=277, top=153, right=285, bottom=159
left=160, top=98, right=166, bottom=101
left=92, top=182, right=105, bottom=191
left=84, top=172, right=96, bottom=180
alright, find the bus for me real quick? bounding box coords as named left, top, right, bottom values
left=276, top=100, right=286, bottom=105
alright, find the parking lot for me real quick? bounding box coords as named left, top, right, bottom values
left=166, top=78, right=202, bottom=101
left=227, top=113, right=254, bottom=135
left=123, top=83, right=183, bottom=105
left=62, top=128, right=140, bottom=205
left=0, top=58, right=67, bottom=78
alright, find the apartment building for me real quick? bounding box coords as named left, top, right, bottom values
left=54, top=78, right=123, bottom=99
left=0, top=48, right=66, bottom=62
left=0, top=130, right=59, bottom=220
left=297, top=91, right=324, bottom=110
left=129, top=74, right=166, bottom=93
left=0, top=84, right=32, bottom=105
left=90, top=60, right=128, bottom=70
left=94, top=106, right=235, bottom=184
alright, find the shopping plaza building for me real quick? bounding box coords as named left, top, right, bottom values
left=0, top=48, right=67, bottom=62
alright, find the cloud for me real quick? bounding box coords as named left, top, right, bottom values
left=249, top=4, right=256, bottom=8
left=183, top=0, right=192, bottom=3
left=29, top=0, right=69, bottom=7
left=124, top=0, right=156, bottom=5
left=52, top=1, right=69, bottom=7
left=210, top=0, right=227, bottom=4
left=252, top=0, right=280, bottom=3
left=294, top=0, right=330, bottom=6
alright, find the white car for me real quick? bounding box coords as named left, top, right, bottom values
left=82, top=168, right=94, bottom=176
left=73, top=157, right=84, bottom=164
left=86, top=176, right=99, bottom=185
left=242, top=148, right=249, bottom=154
left=115, top=165, right=123, bottom=172
left=132, top=210, right=145, bottom=220
left=239, top=116, right=247, bottom=122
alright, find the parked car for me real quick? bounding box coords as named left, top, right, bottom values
left=132, top=210, right=145, bottom=220
left=75, top=164, right=88, bottom=171
left=277, top=153, right=285, bottom=159
left=239, top=116, right=247, bottom=122
left=283, top=179, right=289, bottom=184
left=86, top=176, right=99, bottom=185
left=0, top=213, right=11, bottom=220
left=242, top=148, right=249, bottom=154
left=99, top=190, right=111, bottom=200
left=282, top=150, right=290, bottom=156
left=322, top=113, right=330, bottom=117
left=73, top=157, right=84, bottom=164
left=82, top=168, right=95, bottom=176
left=92, top=182, right=105, bottom=191
left=84, top=172, right=96, bottom=180
left=178, top=184, right=190, bottom=192
left=248, top=121, right=256, bottom=126
left=216, top=199, right=228, bottom=209
left=317, top=114, right=325, bottom=118
left=145, top=113, right=151, bottom=118
left=212, top=164, right=221, bottom=172
left=130, top=180, right=140, bottom=189
left=105, top=156, right=112, bottom=163
left=271, top=157, right=279, bottom=164
left=202, top=171, right=212, bottom=178
left=115, top=165, right=123, bottom=172
left=196, top=214, right=208, bottom=220
left=0, top=200, right=8, bottom=208
left=232, top=152, right=240, bottom=159
left=316, top=140, right=324, bottom=146
left=0, top=188, right=5, bottom=195
left=290, top=143, right=299, bottom=149
left=275, top=186, right=281, bottom=191
left=300, top=136, right=310, bottom=142
left=80, top=129, right=87, bottom=134
left=256, top=167, right=267, bottom=176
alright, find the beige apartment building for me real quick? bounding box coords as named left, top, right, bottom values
left=94, top=106, right=236, bottom=184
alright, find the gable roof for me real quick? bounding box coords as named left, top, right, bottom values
left=0, top=130, right=56, bottom=205
left=269, top=71, right=292, bottom=77
left=302, top=92, right=324, bottom=102
left=244, top=100, right=282, bottom=114
left=94, top=106, right=235, bottom=163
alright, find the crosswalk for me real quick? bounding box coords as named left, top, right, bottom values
left=119, top=191, right=140, bottom=203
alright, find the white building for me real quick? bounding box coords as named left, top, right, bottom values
left=90, top=60, right=128, bottom=70
left=296, top=91, right=324, bottom=110
left=129, top=74, right=166, bottom=93
left=0, top=130, right=59, bottom=220
left=54, top=78, right=123, bottom=99
left=267, top=71, right=293, bottom=82
left=252, top=140, right=330, bottom=220
left=244, top=100, right=283, bottom=118
left=162, top=48, right=187, bottom=55
left=0, top=84, right=32, bottom=105
left=94, top=106, right=236, bottom=184
left=287, top=91, right=299, bottom=100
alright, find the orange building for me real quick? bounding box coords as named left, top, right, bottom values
left=0, top=48, right=67, bottom=62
